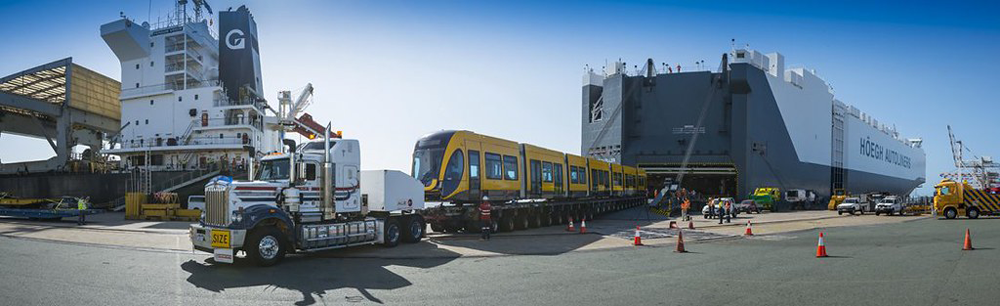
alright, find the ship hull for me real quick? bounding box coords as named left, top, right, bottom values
left=581, top=50, right=925, bottom=200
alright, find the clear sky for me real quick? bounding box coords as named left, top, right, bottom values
left=1, top=0, right=997, bottom=196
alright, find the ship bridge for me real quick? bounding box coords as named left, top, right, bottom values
left=0, top=58, right=121, bottom=174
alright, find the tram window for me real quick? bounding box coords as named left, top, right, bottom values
left=542, top=162, right=553, bottom=182
left=442, top=150, right=464, bottom=196
left=570, top=166, right=579, bottom=184
left=485, top=153, right=503, bottom=180
left=580, top=168, right=587, bottom=185
left=503, top=155, right=518, bottom=180
left=468, top=150, right=480, bottom=179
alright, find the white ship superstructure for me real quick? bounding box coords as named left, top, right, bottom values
left=100, top=4, right=280, bottom=171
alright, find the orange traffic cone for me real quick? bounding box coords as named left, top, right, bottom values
left=634, top=226, right=643, bottom=246
left=963, top=228, right=974, bottom=250
left=816, top=232, right=828, bottom=257
left=669, top=220, right=678, bottom=229
left=579, top=219, right=587, bottom=234
left=688, top=221, right=695, bottom=230
left=567, top=217, right=575, bottom=232
left=674, top=230, right=687, bottom=253
left=744, top=220, right=754, bottom=236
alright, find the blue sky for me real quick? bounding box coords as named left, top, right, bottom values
left=1, top=0, right=997, bottom=195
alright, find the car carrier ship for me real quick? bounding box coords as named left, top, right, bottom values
left=581, top=47, right=926, bottom=204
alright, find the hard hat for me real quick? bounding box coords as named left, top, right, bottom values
left=482, top=195, right=490, bottom=201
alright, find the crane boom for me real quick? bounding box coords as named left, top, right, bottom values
left=285, top=83, right=314, bottom=122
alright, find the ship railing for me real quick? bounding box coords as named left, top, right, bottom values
left=119, top=134, right=253, bottom=149
left=196, top=118, right=263, bottom=129
left=119, top=80, right=222, bottom=99
left=121, top=84, right=172, bottom=98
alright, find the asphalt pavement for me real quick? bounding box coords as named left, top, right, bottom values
left=1, top=216, right=998, bottom=305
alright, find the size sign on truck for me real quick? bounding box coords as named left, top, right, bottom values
left=211, top=229, right=231, bottom=248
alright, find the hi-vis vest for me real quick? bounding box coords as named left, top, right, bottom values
left=77, top=199, right=87, bottom=210
left=480, top=203, right=491, bottom=220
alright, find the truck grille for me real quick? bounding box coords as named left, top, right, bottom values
left=204, top=186, right=230, bottom=226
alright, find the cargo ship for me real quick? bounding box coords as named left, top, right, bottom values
left=581, top=47, right=926, bottom=203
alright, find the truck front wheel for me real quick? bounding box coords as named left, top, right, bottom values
left=246, top=227, right=287, bottom=267
left=402, top=216, right=425, bottom=243
left=944, top=208, right=957, bottom=219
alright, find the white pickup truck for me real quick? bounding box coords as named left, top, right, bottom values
left=875, top=196, right=905, bottom=216
left=836, top=197, right=864, bottom=215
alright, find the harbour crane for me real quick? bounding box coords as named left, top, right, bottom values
left=942, top=125, right=1000, bottom=189
left=275, top=84, right=339, bottom=147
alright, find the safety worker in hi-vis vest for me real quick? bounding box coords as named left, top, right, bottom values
left=479, top=196, right=492, bottom=240
left=681, top=198, right=691, bottom=221
left=77, top=196, right=89, bottom=225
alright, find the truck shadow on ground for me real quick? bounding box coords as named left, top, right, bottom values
left=181, top=242, right=459, bottom=305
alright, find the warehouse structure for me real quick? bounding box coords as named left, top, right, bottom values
left=0, top=58, right=121, bottom=174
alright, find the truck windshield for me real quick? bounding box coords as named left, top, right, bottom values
left=257, top=158, right=290, bottom=181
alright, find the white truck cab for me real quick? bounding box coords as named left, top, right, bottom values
left=189, top=137, right=426, bottom=266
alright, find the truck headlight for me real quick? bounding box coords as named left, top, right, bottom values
left=200, top=210, right=206, bottom=221
left=232, top=211, right=243, bottom=223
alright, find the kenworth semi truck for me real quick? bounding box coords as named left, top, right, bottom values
left=189, top=136, right=426, bottom=266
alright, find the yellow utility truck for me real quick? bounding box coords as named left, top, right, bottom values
left=934, top=179, right=1000, bottom=219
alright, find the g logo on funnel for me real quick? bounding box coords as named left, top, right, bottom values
left=226, top=29, right=245, bottom=50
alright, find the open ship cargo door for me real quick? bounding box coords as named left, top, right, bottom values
left=640, top=164, right=738, bottom=198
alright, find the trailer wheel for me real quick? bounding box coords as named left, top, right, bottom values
left=246, top=227, right=287, bottom=267
left=944, top=208, right=957, bottom=219
left=516, top=214, right=529, bottom=230
left=967, top=208, right=980, bottom=219
left=430, top=223, right=445, bottom=233
left=499, top=216, right=515, bottom=232
left=402, top=216, right=425, bottom=243
left=383, top=218, right=401, bottom=247
left=528, top=213, right=541, bottom=228
left=464, top=221, right=481, bottom=233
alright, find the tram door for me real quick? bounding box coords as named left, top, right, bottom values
left=530, top=160, right=542, bottom=197
left=468, top=149, right=481, bottom=200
